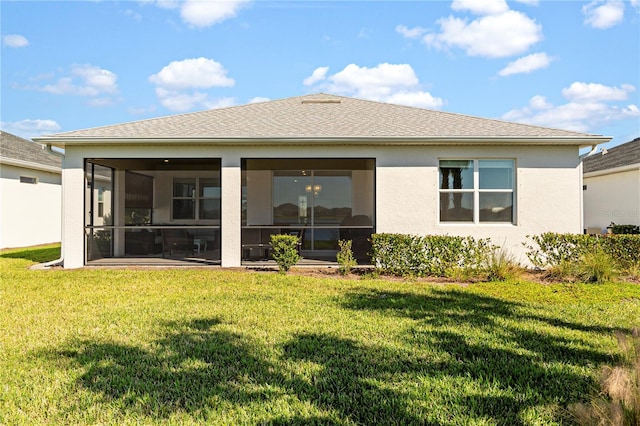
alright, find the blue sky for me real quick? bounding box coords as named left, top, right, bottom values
left=2, top=0, right=639, bottom=148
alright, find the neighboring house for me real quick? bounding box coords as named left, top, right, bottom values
left=34, top=93, right=609, bottom=268
left=0, top=130, right=62, bottom=248
left=583, top=137, right=640, bottom=233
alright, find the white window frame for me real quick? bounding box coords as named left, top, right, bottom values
left=438, top=159, right=516, bottom=224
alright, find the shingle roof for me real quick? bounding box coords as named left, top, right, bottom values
left=0, top=131, right=62, bottom=169
left=41, top=93, right=599, bottom=142
left=583, top=137, right=640, bottom=173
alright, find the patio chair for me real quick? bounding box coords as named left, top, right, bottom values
left=161, top=228, right=193, bottom=257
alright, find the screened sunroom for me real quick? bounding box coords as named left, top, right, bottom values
left=241, top=158, right=375, bottom=263
left=84, top=158, right=221, bottom=265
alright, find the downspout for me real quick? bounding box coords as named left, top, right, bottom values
left=579, top=144, right=599, bottom=161
left=31, top=144, right=65, bottom=269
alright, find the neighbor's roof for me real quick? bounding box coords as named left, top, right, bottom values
left=36, top=93, right=606, bottom=145
left=0, top=130, right=61, bottom=171
left=583, top=137, right=640, bottom=173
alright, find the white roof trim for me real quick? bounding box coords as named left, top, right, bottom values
left=34, top=135, right=611, bottom=149
left=0, top=157, right=61, bottom=174
left=584, top=163, right=640, bottom=178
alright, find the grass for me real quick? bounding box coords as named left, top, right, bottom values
left=1, top=245, right=639, bottom=425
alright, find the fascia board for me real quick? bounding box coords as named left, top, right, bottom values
left=0, top=157, right=62, bottom=174
left=34, top=135, right=611, bottom=149
left=584, top=163, right=640, bottom=178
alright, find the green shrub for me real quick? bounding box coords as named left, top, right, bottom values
left=525, top=233, right=640, bottom=266
left=601, top=235, right=640, bottom=270
left=608, top=223, right=640, bottom=235
left=523, top=233, right=598, bottom=269
left=524, top=233, right=640, bottom=282
left=484, top=247, right=523, bottom=282
left=576, top=247, right=618, bottom=284
left=370, top=233, right=493, bottom=278
left=270, top=234, right=300, bottom=273
left=336, top=239, right=357, bottom=275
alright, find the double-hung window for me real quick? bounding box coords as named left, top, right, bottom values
left=172, top=178, right=220, bottom=221
left=439, top=159, right=515, bottom=223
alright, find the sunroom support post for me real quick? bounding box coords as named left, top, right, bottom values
left=62, top=151, right=85, bottom=268
left=221, top=154, right=242, bottom=267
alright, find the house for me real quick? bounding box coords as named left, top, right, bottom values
left=0, top=130, right=62, bottom=248
left=583, top=137, right=640, bottom=234
left=33, top=93, right=609, bottom=268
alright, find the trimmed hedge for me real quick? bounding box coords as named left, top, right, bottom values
left=524, top=232, right=640, bottom=269
left=609, top=224, right=640, bottom=234
left=370, top=233, right=493, bottom=277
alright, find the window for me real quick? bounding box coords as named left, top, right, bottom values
left=172, top=177, right=220, bottom=221
left=439, top=159, right=514, bottom=223
left=20, top=176, right=38, bottom=184
left=97, top=187, right=104, bottom=218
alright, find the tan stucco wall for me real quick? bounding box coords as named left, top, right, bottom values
left=0, top=163, right=61, bottom=248
left=60, top=143, right=582, bottom=267
left=584, top=168, right=640, bottom=233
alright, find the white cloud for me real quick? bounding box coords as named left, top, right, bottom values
left=513, top=0, right=539, bottom=5
left=451, top=0, right=509, bottom=15
left=149, top=57, right=235, bottom=90
left=395, top=24, right=427, bottom=39
left=2, top=34, right=29, bottom=48
left=28, top=64, right=118, bottom=105
left=423, top=10, right=542, bottom=58
left=583, top=1, right=625, bottom=29
left=144, top=0, right=250, bottom=28
left=0, top=119, right=61, bottom=139
left=502, top=82, right=639, bottom=133
left=150, top=57, right=235, bottom=112
left=561, top=82, right=634, bottom=102
left=181, top=0, right=250, bottom=28
left=154, top=88, right=209, bottom=112
left=329, top=63, right=419, bottom=99
left=528, top=94, right=552, bottom=109
left=304, top=63, right=444, bottom=109
left=498, top=52, right=553, bottom=76
left=384, top=91, right=445, bottom=109
left=303, top=67, right=329, bottom=86
left=248, top=97, right=270, bottom=104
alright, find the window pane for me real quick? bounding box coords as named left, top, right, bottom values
left=440, top=192, right=474, bottom=222
left=313, top=228, right=339, bottom=250
left=174, top=179, right=195, bottom=197
left=199, top=199, right=220, bottom=220
left=173, top=199, right=195, bottom=220
left=200, top=178, right=220, bottom=198
left=313, top=172, right=352, bottom=225
left=479, top=192, right=513, bottom=222
left=479, top=160, right=513, bottom=189
left=440, top=160, right=473, bottom=190
left=273, top=172, right=312, bottom=225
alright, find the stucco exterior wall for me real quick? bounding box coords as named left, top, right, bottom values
left=583, top=168, right=640, bottom=232
left=0, top=163, right=61, bottom=248
left=60, top=143, right=582, bottom=267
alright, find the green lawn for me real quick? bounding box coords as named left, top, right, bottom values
left=1, top=246, right=638, bottom=425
